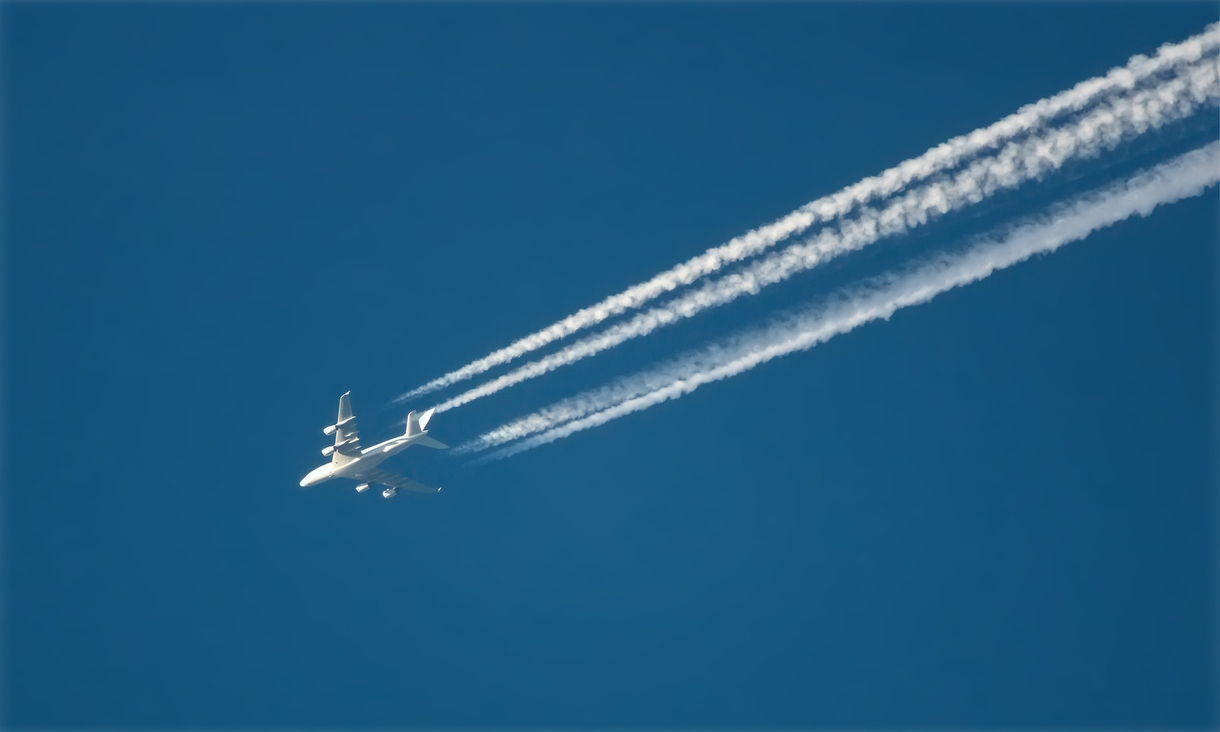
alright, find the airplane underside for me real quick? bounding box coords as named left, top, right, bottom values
left=300, top=392, right=446, bottom=498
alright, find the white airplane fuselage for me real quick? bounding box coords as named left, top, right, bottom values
left=299, top=432, right=430, bottom=487
left=301, top=393, right=447, bottom=497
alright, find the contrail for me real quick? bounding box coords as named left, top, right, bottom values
left=432, top=61, right=1219, bottom=415
left=397, top=24, right=1220, bottom=404
left=464, top=140, right=1220, bottom=460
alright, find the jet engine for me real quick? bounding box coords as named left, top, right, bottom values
left=382, top=487, right=398, bottom=498
left=356, top=483, right=370, bottom=492
left=324, top=416, right=358, bottom=436
left=322, top=445, right=336, bottom=457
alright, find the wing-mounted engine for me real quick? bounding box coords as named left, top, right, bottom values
left=322, top=391, right=363, bottom=464
left=323, top=415, right=356, bottom=436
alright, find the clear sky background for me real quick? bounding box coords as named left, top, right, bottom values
left=3, top=3, right=1218, bottom=728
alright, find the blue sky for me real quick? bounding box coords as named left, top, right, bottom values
left=3, top=3, right=1218, bottom=728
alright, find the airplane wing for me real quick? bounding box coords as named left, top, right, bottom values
left=362, top=468, right=440, bottom=494
left=326, top=391, right=363, bottom=463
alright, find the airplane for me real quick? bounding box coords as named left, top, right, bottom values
left=299, top=391, right=447, bottom=498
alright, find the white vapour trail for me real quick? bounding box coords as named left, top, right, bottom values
left=462, top=141, right=1220, bottom=460
left=432, top=61, right=1220, bottom=415
left=397, top=24, right=1220, bottom=404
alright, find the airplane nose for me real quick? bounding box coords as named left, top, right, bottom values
left=300, top=464, right=333, bottom=488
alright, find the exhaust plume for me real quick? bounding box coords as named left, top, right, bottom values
left=398, top=24, right=1219, bottom=404
left=465, top=141, right=1220, bottom=460
left=434, top=62, right=1219, bottom=414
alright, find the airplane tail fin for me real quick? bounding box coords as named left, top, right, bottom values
left=404, top=408, right=446, bottom=448
left=405, top=408, right=436, bottom=437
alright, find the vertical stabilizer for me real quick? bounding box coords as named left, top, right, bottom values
left=403, top=409, right=443, bottom=446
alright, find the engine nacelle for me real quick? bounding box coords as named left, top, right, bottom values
left=356, top=483, right=370, bottom=492
left=321, top=445, right=336, bottom=457
left=382, top=487, right=398, bottom=498
left=323, top=425, right=337, bottom=436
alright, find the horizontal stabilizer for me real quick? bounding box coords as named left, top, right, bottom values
left=414, top=434, right=448, bottom=449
